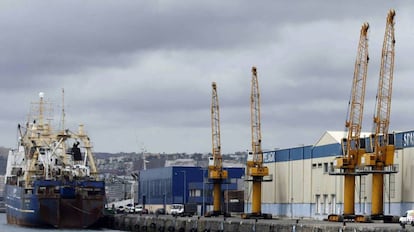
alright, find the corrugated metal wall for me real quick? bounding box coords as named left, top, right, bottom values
left=139, top=166, right=244, bottom=207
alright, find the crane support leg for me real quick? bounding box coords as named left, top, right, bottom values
left=344, top=175, right=355, bottom=216
left=252, top=179, right=262, bottom=214
left=213, top=183, right=221, bottom=213
left=372, top=172, right=384, bottom=217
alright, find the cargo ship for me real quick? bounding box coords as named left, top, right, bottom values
left=4, top=92, right=105, bottom=228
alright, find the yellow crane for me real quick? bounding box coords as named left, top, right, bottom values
left=207, top=82, right=228, bottom=217
left=242, top=67, right=272, bottom=219
left=329, top=22, right=370, bottom=222
left=360, top=9, right=397, bottom=219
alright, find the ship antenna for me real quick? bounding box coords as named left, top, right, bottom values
left=61, top=88, right=65, bottom=131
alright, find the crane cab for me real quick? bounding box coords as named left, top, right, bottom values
left=208, top=156, right=214, bottom=168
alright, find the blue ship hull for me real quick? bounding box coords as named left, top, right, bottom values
left=5, top=180, right=105, bottom=228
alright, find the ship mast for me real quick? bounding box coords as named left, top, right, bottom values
left=39, top=92, right=45, bottom=126
left=61, top=88, right=65, bottom=131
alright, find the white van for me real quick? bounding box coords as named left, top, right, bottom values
left=170, top=204, right=184, bottom=215
left=400, top=210, right=414, bottom=226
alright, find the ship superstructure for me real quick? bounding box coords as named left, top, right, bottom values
left=5, top=92, right=105, bottom=228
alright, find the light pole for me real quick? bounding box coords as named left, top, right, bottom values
left=163, top=179, right=166, bottom=211
left=202, top=168, right=206, bottom=215
left=179, top=170, right=187, bottom=204
left=226, top=179, right=229, bottom=214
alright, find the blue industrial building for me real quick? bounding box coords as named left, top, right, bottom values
left=138, top=166, right=244, bottom=213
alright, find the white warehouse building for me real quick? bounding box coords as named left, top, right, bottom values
left=258, top=130, right=414, bottom=219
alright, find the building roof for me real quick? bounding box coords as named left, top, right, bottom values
left=314, top=131, right=372, bottom=146
left=165, top=158, right=197, bottom=167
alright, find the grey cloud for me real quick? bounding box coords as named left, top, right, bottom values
left=0, top=1, right=411, bottom=153
left=0, top=1, right=401, bottom=80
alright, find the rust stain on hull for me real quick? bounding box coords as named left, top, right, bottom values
left=39, top=196, right=104, bottom=228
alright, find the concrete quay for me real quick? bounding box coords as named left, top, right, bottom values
left=105, top=214, right=414, bottom=232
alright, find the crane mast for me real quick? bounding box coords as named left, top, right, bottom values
left=361, top=9, right=396, bottom=218
left=345, top=23, right=369, bottom=165
left=329, top=23, right=370, bottom=222
left=211, top=82, right=223, bottom=170
left=372, top=9, right=395, bottom=164
left=242, top=67, right=271, bottom=219
left=251, top=68, right=263, bottom=165
left=207, top=82, right=228, bottom=216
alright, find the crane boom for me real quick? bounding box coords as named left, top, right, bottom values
left=251, top=67, right=263, bottom=165
left=345, top=23, right=369, bottom=162
left=372, top=9, right=395, bottom=160
left=211, top=82, right=223, bottom=170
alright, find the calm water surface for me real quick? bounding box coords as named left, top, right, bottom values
left=0, top=213, right=120, bottom=232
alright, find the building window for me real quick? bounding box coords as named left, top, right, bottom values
left=318, top=163, right=322, bottom=168
left=331, top=194, right=336, bottom=214
left=390, top=173, right=396, bottom=198
left=189, top=189, right=202, bottom=197
left=364, top=196, right=367, bottom=214
left=315, top=194, right=321, bottom=214
left=323, top=163, right=329, bottom=173
left=312, top=163, right=317, bottom=169
left=323, top=194, right=328, bottom=215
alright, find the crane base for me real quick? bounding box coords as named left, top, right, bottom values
left=327, top=214, right=343, bottom=222
left=371, top=214, right=400, bottom=223
left=204, top=211, right=231, bottom=217
left=327, top=214, right=371, bottom=222
left=241, top=212, right=272, bottom=219
left=383, top=215, right=400, bottom=223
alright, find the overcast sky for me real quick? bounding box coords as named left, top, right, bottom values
left=1, top=1, right=413, bottom=154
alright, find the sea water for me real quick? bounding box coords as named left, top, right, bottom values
left=0, top=214, right=120, bottom=232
